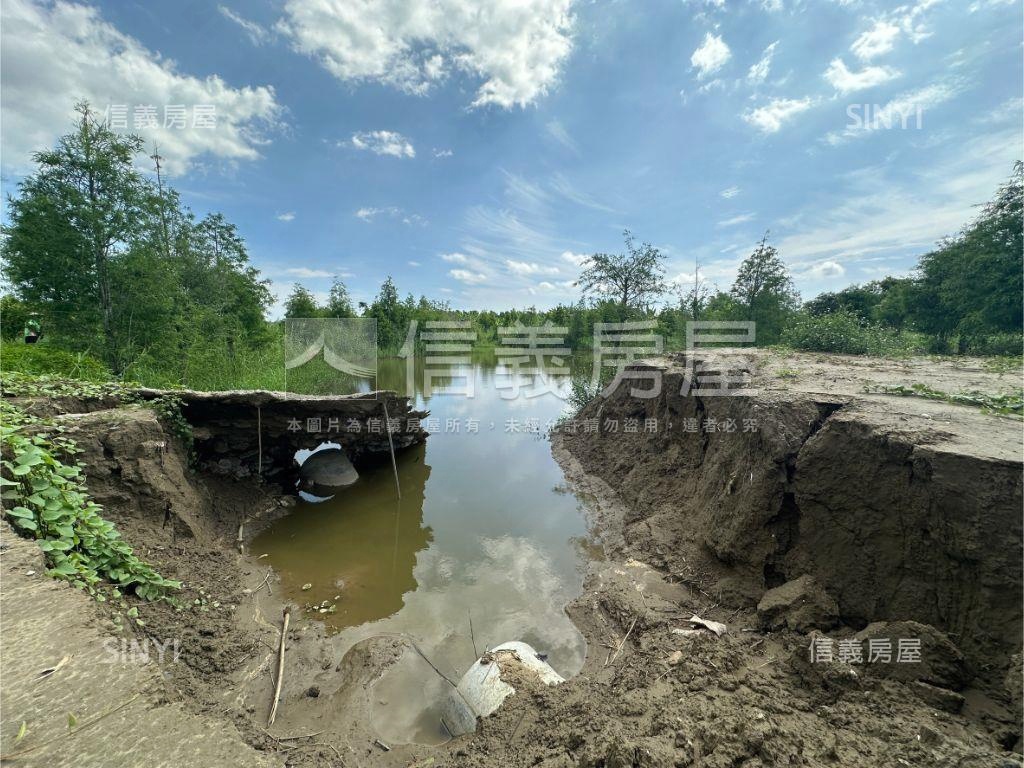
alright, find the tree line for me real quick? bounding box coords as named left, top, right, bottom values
left=2, top=103, right=1020, bottom=389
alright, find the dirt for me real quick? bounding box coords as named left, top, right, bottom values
left=1, top=352, right=1021, bottom=767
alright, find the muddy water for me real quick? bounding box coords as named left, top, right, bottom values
left=252, top=351, right=600, bottom=744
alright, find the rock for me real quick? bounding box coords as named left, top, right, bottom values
left=757, top=575, right=839, bottom=632
left=305, top=686, right=320, bottom=698
left=855, top=621, right=966, bottom=690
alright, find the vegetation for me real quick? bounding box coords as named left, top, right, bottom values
left=781, top=310, right=925, bottom=357
left=863, top=383, right=1023, bottom=417
left=0, top=103, right=1020, bottom=395
left=0, top=400, right=181, bottom=601
left=576, top=230, right=667, bottom=310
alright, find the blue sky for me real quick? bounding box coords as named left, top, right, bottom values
left=2, top=0, right=1021, bottom=316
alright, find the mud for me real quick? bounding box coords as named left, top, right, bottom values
left=2, top=354, right=1022, bottom=768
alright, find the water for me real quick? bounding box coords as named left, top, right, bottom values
left=252, top=351, right=600, bottom=744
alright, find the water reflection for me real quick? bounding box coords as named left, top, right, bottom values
left=254, top=352, right=600, bottom=745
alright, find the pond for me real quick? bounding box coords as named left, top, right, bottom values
left=252, top=351, right=601, bottom=744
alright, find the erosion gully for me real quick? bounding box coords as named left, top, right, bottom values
left=252, top=351, right=601, bottom=744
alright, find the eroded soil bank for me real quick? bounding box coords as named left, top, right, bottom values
left=1, top=352, right=1022, bottom=768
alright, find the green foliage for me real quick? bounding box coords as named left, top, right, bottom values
left=577, top=230, right=667, bottom=310
left=865, top=383, right=1023, bottom=417
left=728, top=233, right=800, bottom=344
left=909, top=163, right=1022, bottom=346
left=0, top=401, right=181, bottom=601
left=781, top=310, right=925, bottom=356
left=0, top=370, right=132, bottom=400
left=1, top=101, right=272, bottom=380
left=0, top=342, right=110, bottom=381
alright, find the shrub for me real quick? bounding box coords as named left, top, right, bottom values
left=961, top=332, right=1024, bottom=357
left=781, top=310, right=923, bottom=356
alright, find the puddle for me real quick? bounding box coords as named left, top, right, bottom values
left=252, top=352, right=601, bottom=744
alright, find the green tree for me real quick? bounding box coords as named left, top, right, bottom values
left=729, top=233, right=799, bottom=344
left=3, top=102, right=153, bottom=363
left=577, top=230, right=667, bottom=312
left=326, top=279, right=355, bottom=318
left=283, top=284, right=321, bottom=318
left=909, top=164, right=1023, bottom=349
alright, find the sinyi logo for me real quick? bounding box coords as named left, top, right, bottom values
left=103, top=637, right=182, bottom=664
left=846, top=103, right=924, bottom=131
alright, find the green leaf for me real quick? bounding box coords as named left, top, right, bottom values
left=5, top=506, right=33, bottom=519
left=15, top=721, right=26, bottom=744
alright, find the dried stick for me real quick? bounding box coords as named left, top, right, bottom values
left=606, top=615, right=638, bottom=666
left=382, top=400, right=401, bottom=500
left=268, top=607, right=292, bottom=725
left=468, top=609, right=479, bottom=659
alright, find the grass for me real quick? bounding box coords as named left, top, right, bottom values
left=864, top=382, right=1024, bottom=417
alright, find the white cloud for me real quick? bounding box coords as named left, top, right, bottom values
left=759, top=0, right=784, bottom=10
left=449, top=268, right=487, bottom=284
left=277, top=211, right=296, bottom=222
left=806, top=260, right=845, bottom=278
left=747, top=41, right=778, bottom=84
left=850, top=20, right=900, bottom=61
left=545, top=119, right=578, bottom=154
left=355, top=206, right=397, bottom=221
left=691, top=32, right=731, bottom=80
left=349, top=130, right=415, bottom=158
left=407, top=260, right=421, bottom=267
left=720, top=186, right=741, bottom=199
left=825, top=81, right=959, bottom=144
left=742, top=97, right=815, bottom=133
left=279, top=0, right=577, bottom=109
left=433, top=148, right=454, bottom=158
left=717, top=212, right=756, bottom=227
left=824, top=58, right=899, bottom=94
left=777, top=128, right=1019, bottom=270
left=505, top=260, right=560, bottom=276
left=284, top=267, right=334, bottom=278
left=561, top=250, right=590, bottom=266
left=218, top=5, right=269, bottom=45
left=441, top=252, right=469, bottom=263
left=1, top=0, right=282, bottom=175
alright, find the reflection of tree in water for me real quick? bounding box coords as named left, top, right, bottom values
left=253, top=443, right=433, bottom=630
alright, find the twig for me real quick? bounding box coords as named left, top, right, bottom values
left=508, top=710, right=527, bottom=745
left=268, top=607, right=292, bottom=725
left=262, top=728, right=323, bottom=741
left=0, top=693, right=142, bottom=759
left=373, top=738, right=391, bottom=752
left=468, top=609, right=479, bottom=659
left=382, top=400, right=401, bottom=500
left=253, top=568, right=272, bottom=596
left=606, top=615, right=638, bottom=666
left=237, top=522, right=244, bottom=554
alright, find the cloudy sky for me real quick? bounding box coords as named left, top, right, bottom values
left=1, top=0, right=1020, bottom=314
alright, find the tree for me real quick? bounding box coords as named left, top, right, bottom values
left=283, top=284, right=320, bottom=318
left=909, top=163, right=1023, bottom=348
left=368, top=276, right=407, bottom=351
left=3, top=102, right=153, bottom=363
left=577, top=230, right=667, bottom=312
left=679, top=257, right=711, bottom=320
left=325, top=278, right=355, bottom=318
left=729, top=233, right=799, bottom=343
